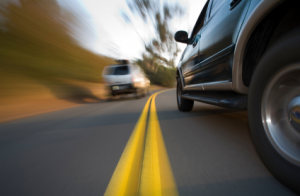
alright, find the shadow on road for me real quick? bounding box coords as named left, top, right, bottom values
left=36, top=78, right=102, bottom=104
left=108, top=95, right=150, bottom=102
left=157, top=107, right=247, bottom=121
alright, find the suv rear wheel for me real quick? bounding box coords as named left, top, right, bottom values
left=177, top=78, right=194, bottom=111
left=248, top=30, right=300, bottom=194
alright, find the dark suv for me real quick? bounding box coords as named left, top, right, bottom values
left=175, top=0, right=300, bottom=193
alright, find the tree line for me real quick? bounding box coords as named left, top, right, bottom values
left=0, top=0, right=113, bottom=83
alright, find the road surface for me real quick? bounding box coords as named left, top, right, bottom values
left=0, top=89, right=296, bottom=195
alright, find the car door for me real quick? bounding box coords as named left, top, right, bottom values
left=196, top=0, right=251, bottom=84
left=181, top=1, right=210, bottom=86
left=181, top=34, right=201, bottom=85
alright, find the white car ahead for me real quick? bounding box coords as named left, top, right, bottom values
left=102, top=63, right=150, bottom=98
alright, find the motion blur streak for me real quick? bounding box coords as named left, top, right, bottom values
left=139, top=91, right=179, bottom=196
left=104, top=90, right=177, bottom=196
left=0, top=0, right=114, bottom=122
left=104, top=93, right=154, bottom=196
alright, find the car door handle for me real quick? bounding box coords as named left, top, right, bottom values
left=193, top=42, right=197, bottom=47
left=193, top=35, right=201, bottom=47
left=230, top=0, right=241, bottom=10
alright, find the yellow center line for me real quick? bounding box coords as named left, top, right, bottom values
left=104, top=90, right=178, bottom=196
left=139, top=92, right=179, bottom=196
left=104, top=93, right=154, bottom=196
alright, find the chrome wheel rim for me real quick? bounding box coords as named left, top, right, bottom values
left=262, top=64, right=300, bottom=166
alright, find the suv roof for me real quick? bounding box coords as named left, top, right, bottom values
left=115, top=59, right=130, bottom=64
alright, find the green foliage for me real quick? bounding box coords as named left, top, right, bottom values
left=0, top=0, right=114, bottom=83
left=136, top=57, right=176, bottom=87
left=153, top=66, right=176, bottom=87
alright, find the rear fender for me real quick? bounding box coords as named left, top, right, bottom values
left=232, top=0, right=283, bottom=94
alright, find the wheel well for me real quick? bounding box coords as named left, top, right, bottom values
left=176, top=69, right=179, bottom=80
left=242, top=0, right=300, bottom=87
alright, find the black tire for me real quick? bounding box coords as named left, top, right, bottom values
left=248, top=30, right=300, bottom=194
left=177, top=78, right=194, bottom=111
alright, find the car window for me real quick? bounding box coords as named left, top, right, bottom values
left=190, top=0, right=210, bottom=40
left=114, top=66, right=129, bottom=75
left=204, top=0, right=213, bottom=23
left=209, top=0, right=226, bottom=17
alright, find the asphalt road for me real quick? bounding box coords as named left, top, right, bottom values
left=0, top=89, right=296, bottom=196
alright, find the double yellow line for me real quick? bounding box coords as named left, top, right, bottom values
left=104, top=90, right=178, bottom=196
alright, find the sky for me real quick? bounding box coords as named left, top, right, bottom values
left=59, top=0, right=207, bottom=62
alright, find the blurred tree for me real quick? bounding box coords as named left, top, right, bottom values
left=123, top=0, right=184, bottom=87
left=136, top=56, right=176, bottom=87
left=0, top=0, right=113, bottom=82
left=126, top=0, right=184, bottom=68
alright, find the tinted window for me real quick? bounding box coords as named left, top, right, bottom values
left=190, top=0, right=209, bottom=39
left=210, top=0, right=225, bottom=17
left=114, top=66, right=129, bottom=75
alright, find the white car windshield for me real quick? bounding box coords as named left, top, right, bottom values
left=103, top=65, right=130, bottom=76
left=114, top=66, right=129, bottom=75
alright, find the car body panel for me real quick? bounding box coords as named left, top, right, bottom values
left=181, top=34, right=202, bottom=87
left=102, top=65, right=132, bottom=84
left=183, top=0, right=251, bottom=86
left=232, top=0, right=283, bottom=94
left=177, top=0, right=284, bottom=94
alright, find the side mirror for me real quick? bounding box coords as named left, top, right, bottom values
left=174, top=31, right=188, bottom=44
